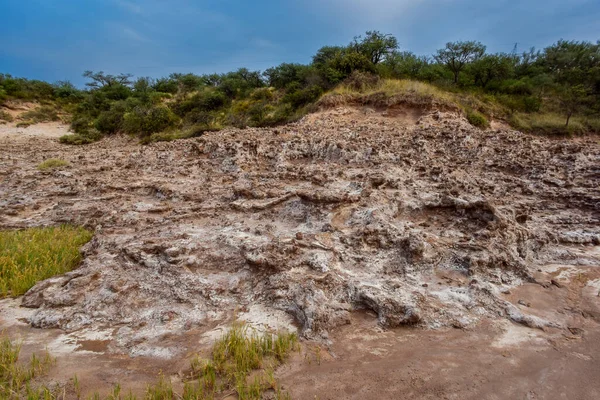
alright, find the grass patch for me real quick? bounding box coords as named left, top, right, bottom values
left=0, top=336, right=54, bottom=399
left=509, top=112, right=587, bottom=135
left=1, top=323, right=297, bottom=399
left=177, top=323, right=297, bottom=399
left=466, top=109, right=490, bottom=129
left=37, top=158, right=69, bottom=171
left=0, top=225, right=93, bottom=297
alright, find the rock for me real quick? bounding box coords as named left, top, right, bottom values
left=551, top=279, right=564, bottom=289
left=2, top=106, right=598, bottom=350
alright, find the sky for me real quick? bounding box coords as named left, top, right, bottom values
left=1, top=0, right=599, bottom=86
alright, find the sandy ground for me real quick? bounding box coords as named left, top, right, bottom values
left=0, top=121, right=70, bottom=140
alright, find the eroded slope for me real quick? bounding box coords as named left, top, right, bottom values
left=1, top=108, right=598, bottom=353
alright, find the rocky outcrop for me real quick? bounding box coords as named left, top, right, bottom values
left=1, top=107, right=598, bottom=347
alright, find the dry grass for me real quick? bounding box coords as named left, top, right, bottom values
left=19, top=106, right=61, bottom=125
left=37, top=158, right=69, bottom=171
left=0, top=110, right=13, bottom=123
left=0, top=225, right=93, bottom=297
left=509, top=112, right=590, bottom=135
left=319, top=79, right=457, bottom=110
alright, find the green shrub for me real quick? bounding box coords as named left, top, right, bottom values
left=94, top=102, right=127, bottom=134
left=173, top=90, right=229, bottom=116
left=523, top=96, right=542, bottom=113
left=283, top=85, right=323, bottom=108
left=466, top=109, right=489, bottom=129
left=0, top=110, right=13, bottom=122
left=250, top=87, right=275, bottom=101
left=70, top=115, right=94, bottom=133
left=59, top=128, right=103, bottom=145
left=123, top=105, right=180, bottom=136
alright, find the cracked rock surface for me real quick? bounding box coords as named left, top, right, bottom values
left=1, top=107, right=598, bottom=349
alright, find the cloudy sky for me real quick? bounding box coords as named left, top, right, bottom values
left=1, top=0, right=599, bottom=85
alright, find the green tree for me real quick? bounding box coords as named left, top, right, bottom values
left=82, top=71, right=133, bottom=89
left=351, top=31, right=399, bottom=64
left=435, top=41, right=486, bottom=83
left=556, top=84, right=590, bottom=127
left=469, top=54, right=515, bottom=88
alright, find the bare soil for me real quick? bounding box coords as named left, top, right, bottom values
left=0, top=107, right=599, bottom=398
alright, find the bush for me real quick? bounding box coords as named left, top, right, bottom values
left=123, top=105, right=180, bottom=136
left=94, top=102, right=127, bottom=134
left=0, top=110, right=13, bottom=122
left=70, top=115, right=94, bottom=134
left=59, top=128, right=103, bottom=145
left=283, top=85, right=323, bottom=108
left=173, top=90, right=229, bottom=116
left=344, top=70, right=380, bottom=91
left=466, top=109, right=490, bottom=129
left=37, top=158, right=69, bottom=170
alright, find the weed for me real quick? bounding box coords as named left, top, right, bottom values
left=466, top=109, right=490, bottom=129
left=0, top=336, right=54, bottom=399
left=0, top=225, right=93, bottom=297
left=37, top=158, right=69, bottom=171
left=0, top=110, right=13, bottom=122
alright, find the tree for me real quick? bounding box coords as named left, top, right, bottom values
left=541, top=40, right=600, bottom=85
left=312, top=46, right=346, bottom=66
left=381, top=51, right=432, bottom=79
left=435, top=41, right=486, bottom=83
left=556, top=84, right=589, bottom=127
left=470, top=54, right=514, bottom=88
left=82, top=71, right=133, bottom=89
left=351, top=31, right=399, bottom=64
left=264, top=63, right=309, bottom=89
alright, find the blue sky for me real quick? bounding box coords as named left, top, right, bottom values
left=1, top=0, right=599, bottom=86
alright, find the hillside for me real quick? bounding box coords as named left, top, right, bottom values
left=1, top=103, right=599, bottom=398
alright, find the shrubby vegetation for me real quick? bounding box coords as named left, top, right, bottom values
left=1, top=32, right=599, bottom=139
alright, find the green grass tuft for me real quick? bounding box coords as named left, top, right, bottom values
left=0, top=336, right=54, bottom=399
left=466, top=109, right=490, bottom=129
left=37, top=158, right=69, bottom=171
left=0, top=225, right=93, bottom=297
